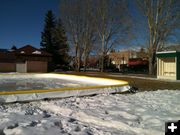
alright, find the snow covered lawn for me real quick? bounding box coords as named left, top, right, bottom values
left=0, top=90, right=180, bottom=135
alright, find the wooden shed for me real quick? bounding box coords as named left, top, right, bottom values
left=156, top=51, right=180, bottom=80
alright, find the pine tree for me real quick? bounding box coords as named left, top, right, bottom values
left=40, top=10, right=70, bottom=71
left=40, top=10, right=56, bottom=54
left=55, top=19, right=70, bottom=65
left=11, top=45, right=17, bottom=50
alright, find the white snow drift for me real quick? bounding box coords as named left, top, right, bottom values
left=0, top=90, right=179, bottom=135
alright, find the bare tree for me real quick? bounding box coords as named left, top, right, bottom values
left=94, top=0, right=130, bottom=72
left=59, top=0, right=130, bottom=72
left=59, top=0, right=98, bottom=72
left=58, top=0, right=82, bottom=71
left=131, top=0, right=180, bottom=75
left=81, top=0, right=98, bottom=72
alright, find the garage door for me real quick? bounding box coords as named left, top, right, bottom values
left=26, top=61, right=47, bottom=72
left=16, top=62, right=27, bottom=73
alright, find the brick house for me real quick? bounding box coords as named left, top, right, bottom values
left=109, top=49, right=148, bottom=71
left=0, top=45, right=52, bottom=73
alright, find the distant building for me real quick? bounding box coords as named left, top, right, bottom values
left=0, top=45, right=52, bottom=73
left=109, top=49, right=148, bottom=71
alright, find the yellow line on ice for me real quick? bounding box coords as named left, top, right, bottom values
left=0, top=73, right=128, bottom=95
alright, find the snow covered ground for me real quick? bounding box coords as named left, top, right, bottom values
left=86, top=73, right=180, bottom=82
left=0, top=90, right=180, bottom=135
left=107, top=74, right=180, bottom=82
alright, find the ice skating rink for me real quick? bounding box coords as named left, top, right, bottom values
left=0, top=73, right=129, bottom=103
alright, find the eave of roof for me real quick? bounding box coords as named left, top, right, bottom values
left=156, top=51, right=180, bottom=58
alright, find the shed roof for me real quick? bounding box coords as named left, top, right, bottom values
left=156, top=51, right=180, bottom=58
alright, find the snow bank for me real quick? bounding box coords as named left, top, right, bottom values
left=0, top=90, right=179, bottom=135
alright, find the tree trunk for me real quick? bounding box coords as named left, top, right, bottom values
left=77, top=49, right=82, bottom=72
left=83, top=54, right=88, bottom=72
left=101, top=55, right=104, bottom=72
left=148, top=51, right=156, bottom=75
left=74, top=47, right=78, bottom=72
left=77, top=57, right=81, bottom=72
left=148, top=56, right=153, bottom=75
left=74, top=58, right=77, bottom=72
left=100, top=37, right=105, bottom=72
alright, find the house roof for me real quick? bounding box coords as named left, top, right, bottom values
left=0, top=49, right=8, bottom=52
left=0, top=52, right=16, bottom=61
left=0, top=45, right=52, bottom=62
left=14, top=45, right=52, bottom=56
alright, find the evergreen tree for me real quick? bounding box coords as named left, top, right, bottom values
left=55, top=19, right=70, bottom=65
left=40, top=10, right=56, bottom=54
left=11, top=45, right=17, bottom=50
left=40, top=10, right=70, bottom=71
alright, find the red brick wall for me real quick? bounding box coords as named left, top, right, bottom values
left=26, top=61, right=47, bottom=72
left=0, top=62, right=16, bottom=72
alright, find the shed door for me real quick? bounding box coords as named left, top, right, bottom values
left=16, top=62, right=27, bottom=73
left=163, top=58, right=176, bottom=76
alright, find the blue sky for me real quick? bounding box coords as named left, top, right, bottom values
left=0, top=0, right=60, bottom=49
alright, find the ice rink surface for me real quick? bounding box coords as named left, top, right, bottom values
left=0, top=73, right=129, bottom=103
left=0, top=73, right=127, bottom=92
left=0, top=77, right=102, bottom=92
